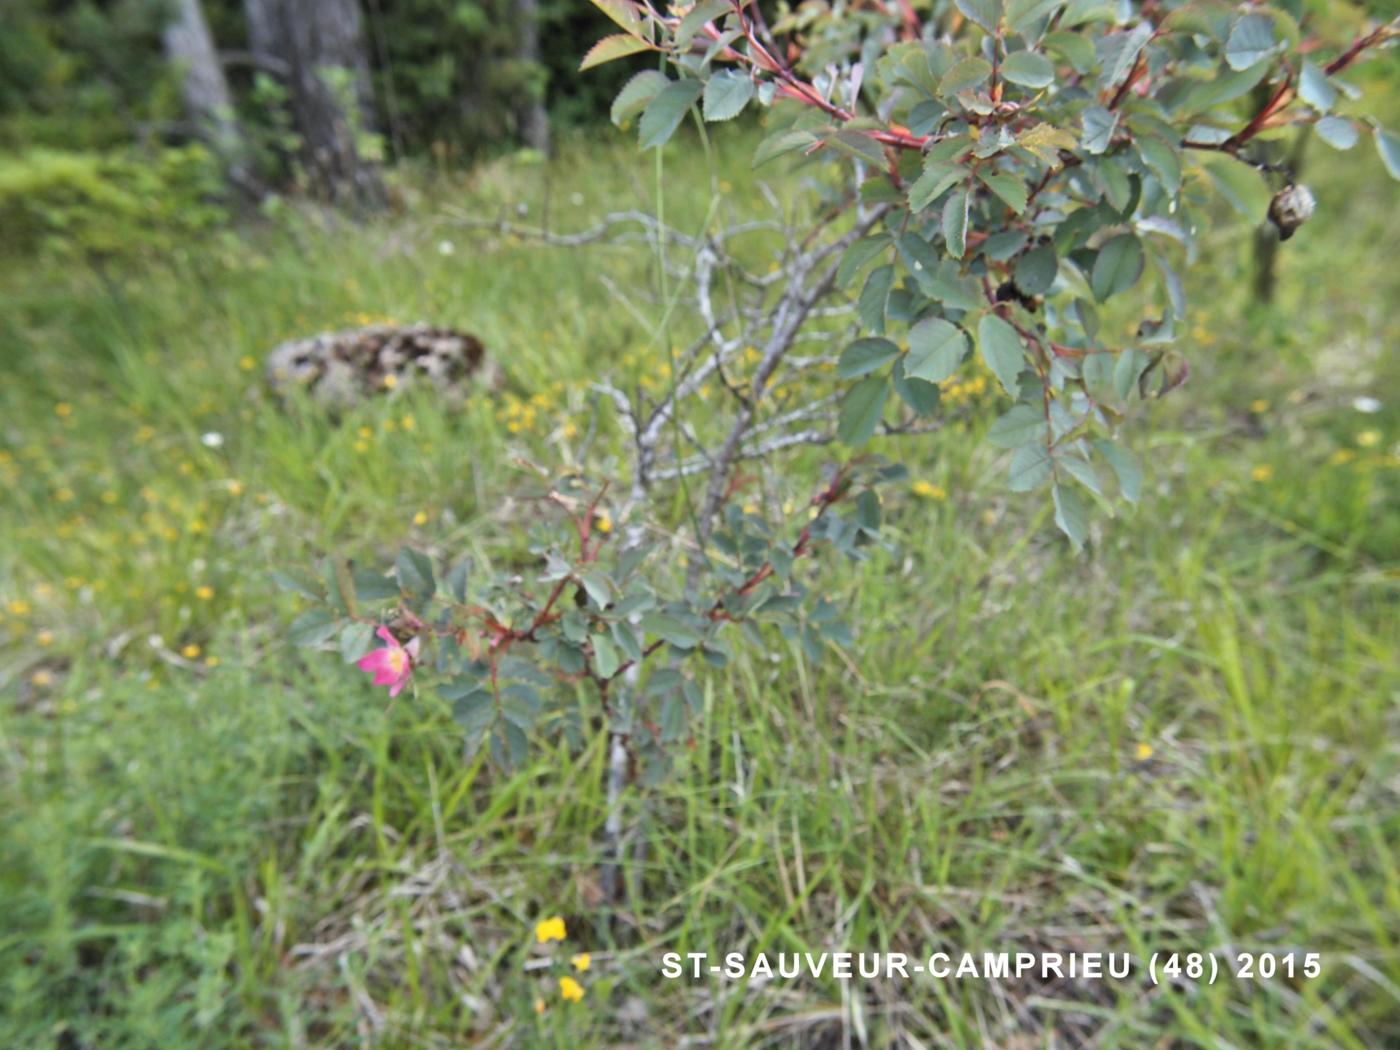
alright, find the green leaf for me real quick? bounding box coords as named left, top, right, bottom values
left=938, top=56, right=993, bottom=97
left=1298, top=61, right=1336, bottom=113
left=1014, top=242, right=1057, bottom=295
left=1315, top=116, right=1358, bottom=151
left=703, top=70, right=755, bottom=122
left=908, top=161, right=965, bottom=211
left=339, top=621, right=375, bottom=664
left=1007, top=0, right=1064, bottom=35
left=942, top=186, right=969, bottom=258
left=639, top=79, right=703, bottom=149
left=1377, top=128, right=1400, bottom=181
left=858, top=264, right=895, bottom=334
left=1081, top=105, right=1117, bottom=154
left=987, top=403, right=1043, bottom=448
left=1044, top=30, right=1095, bottom=73
left=1092, top=438, right=1142, bottom=503
left=1226, top=13, right=1277, bottom=71
left=610, top=70, right=666, bottom=127
left=905, top=317, right=968, bottom=384
left=1000, top=49, right=1055, bottom=88
left=955, top=0, right=1002, bottom=33
left=449, top=686, right=494, bottom=735
left=445, top=561, right=470, bottom=603
left=289, top=608, right=340, bottom=648
left=978, top=170, right=1028, bottom=213
left=892, top=356, right=941, bottom=416
left=580, top=33, right=649, bottom=72
left=395, top=547, right=436, bottom=607
left=589, top=0, right=643, bottom=34
left=838, top=376, right=889, bottom=447
left=753, top=128, right=818, bottom=167
left=1204, top=157, right=1268, bottom=220
left=271, top=568, right=323, bottom=602
left=837, top=235, right=891, bottom=288
left=1060, top=454, right=1104, bottom=499
left=592, top=632, right=620, bottom=678
left=352, top=568, right=399, bottom=603
left=640, top=612, right=702, bottom=650
left=1081, top=351, right=1115, bottom=400
left=1052, top=483, right=1088, bottom=549
left=1008, top=443, right=1052, bottom=491
left=1137, top=135, right=1181, bottom=196
left=1090, top=233, right=1144, bottom=302
left=1096, top=22, right=1152, bottom=89
left=1018, top=121, right=1078, bottom=163
left=838, top=338, right=900, bottom=379
left=579, top=570, right=613, bottom=609
left=1113, top=348, right=1149, bottom=399
left=675, top=0, right=730, bottom=49
left=977, top=313, right=1025, bottom=395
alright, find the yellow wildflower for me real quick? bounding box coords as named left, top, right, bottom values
left=8, top=600, right=31, bottom=616
left=413, top=510, right=428, bottom=526
left=37, top=630, right=54, bottom=646
left=595, top=513, right=612, bottom=535
left=54, top=403, right=72, bottom=418
left=1249, top=399, right=1270, bottom=414
left=195, top=586, right=215, bottom=601
left=1134, top=742, right=1154, bottom=762
left=204, top=656, right=220, bottom=668
left=911, top=480, right=947, bottom=501
left=558, top=976, right=585, bottom=1003
left=535, top=916, right=566, bottom=943
left=1356, top=429, right=1381, bottom=449
left=382, top=374, right=398, bottom=390
left=182, top=644, right=201, bottom=659
left=533, top=998, right=546, bottom=1015
left=238, top=356, right=256, bottom=371
left=227, top=480, right=244, bottom=496
left=354, top=440, right=370, bottom=454
left=1329, top=449, right=1355, bottom=466
left=1250, top=465, right=1273, bottom=483
left=571, top=953, right=591, bottom=972
left=400, top=414, right=416, bottom=431
left=32, top=670, right=53, bottom=687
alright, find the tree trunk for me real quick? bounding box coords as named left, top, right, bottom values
left=514, top=0, right=551, bottom=154
left=163, top=0, right=253, bottom=191
left=245, top=0, right=386, bottom=209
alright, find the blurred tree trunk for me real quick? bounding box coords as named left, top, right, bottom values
left=163, top=0, right=254, bottom=191
left=245, top=0, right=386, bottom=209
left=514, top=0, right=550, bottom=154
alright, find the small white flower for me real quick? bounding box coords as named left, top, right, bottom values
left=201, top=431, right=224, bottom=448
left=1352, top=396, right=1382, bottom=414
left=437, top=240, right=456, bottom=257
left=570, top=192, right=584, bottom=206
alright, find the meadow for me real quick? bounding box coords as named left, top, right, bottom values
left=2, top=118, right=1398, bottom=1048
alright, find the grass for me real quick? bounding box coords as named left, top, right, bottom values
left=2, top=114, right=1399, bottom=1048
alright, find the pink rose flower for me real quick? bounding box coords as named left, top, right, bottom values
left=356, top=626, right=420, bottom=697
